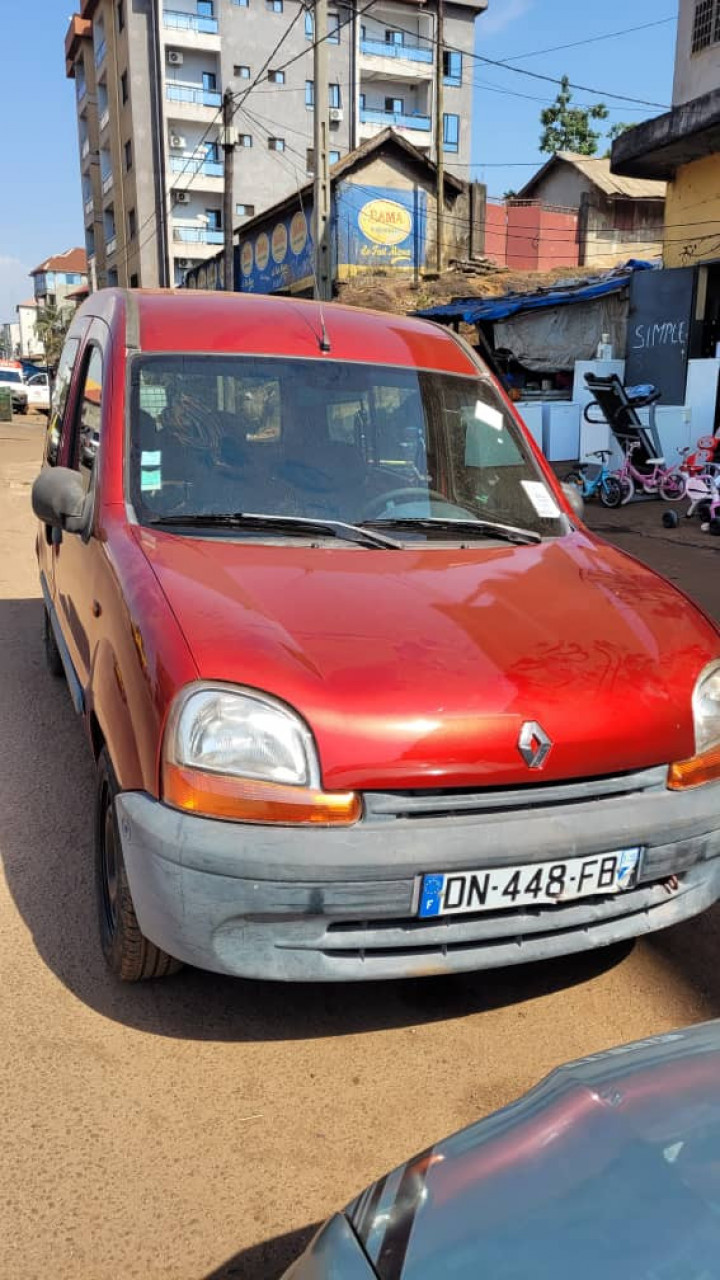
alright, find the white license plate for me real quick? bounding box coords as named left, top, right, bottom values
left=418, top=849, right=643, bottom=919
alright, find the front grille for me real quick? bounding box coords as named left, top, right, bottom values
left=363, top=765, right=667, bottom=822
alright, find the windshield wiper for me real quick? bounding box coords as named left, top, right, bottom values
left=146, top=511, right=404, bottom=549
left=363, top=516, right=542, bottom=546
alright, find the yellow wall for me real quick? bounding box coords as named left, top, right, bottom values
left=664, top=153, right=720, bottom=268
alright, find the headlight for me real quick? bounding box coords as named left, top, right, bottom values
left=166, top=685, right=318, bottom=786
left=162, top=684, right=360, bottom=825
left=692, top=662, right=720, bottom=754
left=668, top=661, right=720, bottom=790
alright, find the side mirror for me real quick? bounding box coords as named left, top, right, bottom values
left=561, top=481, right=585, bottom=522
left=31, top=467, right=91, bottom=534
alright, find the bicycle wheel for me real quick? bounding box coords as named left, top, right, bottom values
left=659, top=471, right=687, bottom=502
left=599, top=476, right=623, bottom=508
left=619, top=474, right=635, bottom=505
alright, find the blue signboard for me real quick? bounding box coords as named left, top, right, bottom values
left=335, top=182, right=427, bottom=274
left=238, top=209, right=315, bottom=293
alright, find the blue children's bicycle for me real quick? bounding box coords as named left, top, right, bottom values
left=563, top=449, right=623, bottom=508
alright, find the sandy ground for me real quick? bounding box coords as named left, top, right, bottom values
left=1, top=416, right=719, bottom=1279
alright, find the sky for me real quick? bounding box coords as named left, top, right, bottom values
left=0, top=0, right=677, bottom=322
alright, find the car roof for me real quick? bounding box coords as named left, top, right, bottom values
left=75, top=288, right=479, bottom=376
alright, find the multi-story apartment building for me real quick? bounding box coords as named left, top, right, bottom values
left=65, top=0, right=486, bottom=289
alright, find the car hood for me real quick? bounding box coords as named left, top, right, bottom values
left=342, top=1020, right=720, bottom=1280
left=136, top=527, right=719, bottom=791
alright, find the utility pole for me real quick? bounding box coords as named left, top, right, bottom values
left=434, top=0, right=445, bottom=274
left=312, top=0, right=332, bottom=300
left=222, top=88, right=237, bottom=291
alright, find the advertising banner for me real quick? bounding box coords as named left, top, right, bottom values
left=335, top=182, right=427, bottom=276
left=238, top=209, right=315, bottom=293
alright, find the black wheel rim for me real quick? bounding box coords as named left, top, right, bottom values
left=100, top=784, right=119, bottom=936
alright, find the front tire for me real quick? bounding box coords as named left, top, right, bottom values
left=95, top=748, right=182, bottom=981
left=659, top=472, right=687, bottom=502
left=599, top=476, right=623, bottom=508
left=618, top=474, right=635, bottom=505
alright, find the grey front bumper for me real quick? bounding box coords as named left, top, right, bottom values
left=115, top=779, right=720, bottom=981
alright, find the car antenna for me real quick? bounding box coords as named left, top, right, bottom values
left=295, top=176, right=331, bottom=354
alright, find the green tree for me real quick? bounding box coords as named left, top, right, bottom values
left=35, top=302, right=72, bottom=370
left=539, top=75, right=609, bottom=156
left=604, top=120, right=633, bottom=157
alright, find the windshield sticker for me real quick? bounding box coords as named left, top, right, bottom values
left=474, top=402, right=503, bottom=431
left=141, top=469, right=162, bottom=492
left=521, top=481, right=560, bottom=519
left=141, top=450, right=161, bottom=467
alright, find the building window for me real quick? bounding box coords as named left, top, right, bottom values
left=305, top=79, right=314, bottom=107
left=120, top=70, right=128, bottom=104
left=359, top=92, right=366, bottom=110
left=202, top=71, right=217, bottom=92
left=197, top=0, right=214, bottom=15
left=329, top=83, right=341, bottom=108
left=234, top=64, right=250, bottom=77
left=307, top=148, right=341, bottom=173
left=266, top=0, right=283, bottom=11
left=236, top=202, right=255, bottom=217
left=443, top=112, right=459, bottom=152
left=305, top=9, right=313, bottom=38
left=330, top=149, right=340, bottom=164
left=124, top=139, right=132, bottom=171
left=385, top=96, right=403, bottom=114
left=443, top=50, right=462, bottom=85
left=116, top=0, right=124, bottom=32
left=691, top=0, right=720, bottom=51
left=205, top=140, right=219, bottom=162
left=328, top=11, right=340, bottom=42
left=268, top=69, right=286, bottom=83
left=130, top=273, right=138, bottom=288
left=206, top=209, right=221, bottom=230
left=232, top=0, right=249, bottom=5
left=385, top=28, right=403, bottom=45
left=128, top=208, right=136, bottom=239
left=268, top=137, right=285, bottom=151
left=238, top=133, right=253, bottom=147
left=108, top=269, right=119, bottom=287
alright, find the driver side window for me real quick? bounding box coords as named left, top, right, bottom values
left=70, top=346, right=104, bottom=493
left=44, top=336, right=81, bottom=466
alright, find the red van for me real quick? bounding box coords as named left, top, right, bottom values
left=32, top=290, right=720, bottom=982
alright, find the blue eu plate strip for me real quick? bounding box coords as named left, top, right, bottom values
left=419, top=874, right=444, bottom=919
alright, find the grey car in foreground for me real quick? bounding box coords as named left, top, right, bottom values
left=284, top=1019, right=720, bottom=1278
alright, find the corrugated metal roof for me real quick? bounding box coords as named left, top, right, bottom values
left=30, top=247, right=88, bottom=277
left=519, top=152, right=666, bottom=201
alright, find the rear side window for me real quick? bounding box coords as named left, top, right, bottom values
left=71, top=346, right=104, bottom=491
left=45, top=337, right=81, bottom=466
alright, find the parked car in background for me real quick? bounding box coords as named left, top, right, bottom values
left=284, top=1020, right=720, bottom=1278
left=25, top=371, right=50, bottom=413
left=0, top=361, right=28, bottom=414
left=31, top=289, right=720, bottom=984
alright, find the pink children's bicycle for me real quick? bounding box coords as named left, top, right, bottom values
left=614, top=441, right=687, bottom=505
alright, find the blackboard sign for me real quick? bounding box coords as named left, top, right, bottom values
left=625, top=267, right=696, bottom=404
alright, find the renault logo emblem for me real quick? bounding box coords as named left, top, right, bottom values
left=518, top=721, right=552, bottom=769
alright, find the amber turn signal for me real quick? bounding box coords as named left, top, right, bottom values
left=667, top=743, right=720, bottom=790
left=162, top=762, right=362, bottom=825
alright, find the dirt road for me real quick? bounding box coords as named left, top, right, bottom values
left=2, top=418, right=719, bottom=1279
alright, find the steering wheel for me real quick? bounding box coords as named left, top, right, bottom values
left=362, top=486, right=448, bottom=518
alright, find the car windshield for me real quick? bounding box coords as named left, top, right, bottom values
left=128, top=355, right=566, bottom=540
left=0, top=370, right=22, bottom=384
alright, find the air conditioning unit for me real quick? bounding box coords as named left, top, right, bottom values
left=174, top=190, right=191, bottom=204
left=167, top=50, right=183, bottom=65
left=169, top=134, right=186, bottom=149
left=329, top=107, right=343, bottom=123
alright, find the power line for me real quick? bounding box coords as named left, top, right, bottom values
left=496, top=16, right=677, bottom=63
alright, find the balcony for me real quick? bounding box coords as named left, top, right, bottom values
left=359, top=106, right=431, bottom=131
left=102, top=172, right=114, bottom=195
left=84, top=196, right=94, bottom=219
left=106, top=234, right=117, bottom=256
left=163, top=9, right=219, bottom=34
left=173, top=226, right=223, bottom=244
left=76, top=82, right=87, bottom=105
left=99, top=107, right=110, bottom=131
left=170, top=155, right=223, bottom=178
left=80, top=137, right=90, bottom=160
left=94, top=38, right=106, bottom=67
left=360, top=37, right=432, bottom=64
left=166, top=82, right=222, bottom=108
